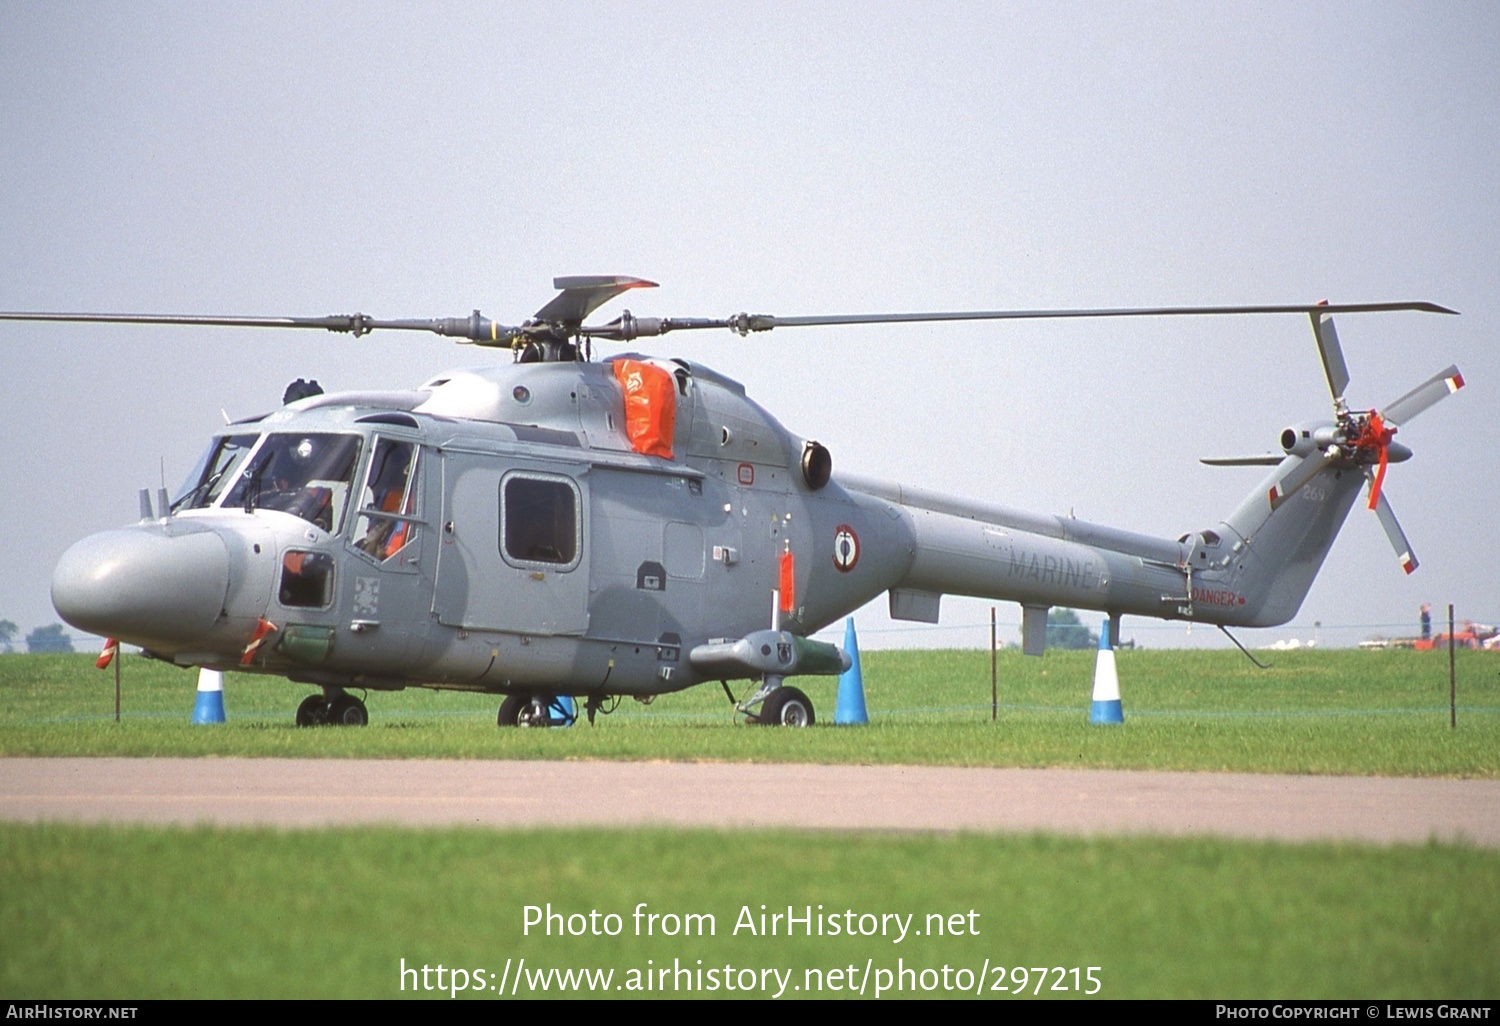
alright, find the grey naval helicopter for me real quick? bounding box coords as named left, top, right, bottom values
left=5, top=276, right=1465, bottom=727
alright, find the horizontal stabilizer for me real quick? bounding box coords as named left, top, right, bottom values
left=1201, top=454, right=1284, bottom=467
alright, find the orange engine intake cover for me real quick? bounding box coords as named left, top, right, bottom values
left=613, top=358, right=676, bottom=459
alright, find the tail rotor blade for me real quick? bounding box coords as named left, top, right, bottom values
left=1380, top=365, right=1465, bottom=426
left=1311, top=311, right=1351, bottom=405
left=1368, top=476, right=1418, bottom=575
left=1267, top=449, right=1336, bottom=510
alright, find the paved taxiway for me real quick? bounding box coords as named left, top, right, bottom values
left=1, top=759, right=1496, bottom=846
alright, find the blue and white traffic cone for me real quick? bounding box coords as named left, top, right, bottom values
left=191, top=668, right=226, bottom=724
left=1088, top=619, right=1124, bottom=724
left=549, top=694, right=576, bottom=727
left=835, top=617, right=868, bottom=724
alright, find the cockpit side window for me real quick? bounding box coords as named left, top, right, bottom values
left=223, top=433, right=362, bottom=533
left=279, top=550, right=335, bottom=608
left=354, top=438, right=419, bottom=562
left=172, top=434, right=259, bottom=512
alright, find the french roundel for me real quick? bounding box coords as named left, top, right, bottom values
left=832, top=524, right=859, bottom=573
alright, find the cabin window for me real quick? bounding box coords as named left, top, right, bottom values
left=279, top=550, right=335, bottom=608
left=501, top=474, right=579, bottom=569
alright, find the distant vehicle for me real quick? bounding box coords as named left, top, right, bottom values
left=1413, top=629, right=1495, bottom=651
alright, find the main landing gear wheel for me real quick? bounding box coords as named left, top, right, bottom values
left=327, top=693, right=369, bottom=726
left=295, top=694, right=329, bottom=727
left=498, top=693, right=552, bottom=728
left=758, top=686, right=815, bottom=727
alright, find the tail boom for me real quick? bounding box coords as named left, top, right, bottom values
left=844, top=457, right=1367, bottom=638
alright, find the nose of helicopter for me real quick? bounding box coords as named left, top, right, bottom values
left=52, top=527, right=231, bottom=648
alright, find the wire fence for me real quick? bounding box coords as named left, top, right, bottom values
left=18, top=699, right=1499, bottom=729
left=805, top=610, right=1500, bottom=652
left=6, top=607, right=1498, bottom=655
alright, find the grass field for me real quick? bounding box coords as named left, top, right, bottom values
left=2, top=649, right=1496, bottom=775
left=2, top=825, right=1496, bottom=999
left=3, top=649, right=1498, bottom=1000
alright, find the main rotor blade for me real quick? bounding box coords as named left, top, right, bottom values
left=579, top=300, right=1457, bottom=341
left=1311, top=311, right=1351, bottom=405
left=1368, top=477, right=1418, bottom=575
left=1266, top=450, right=1336, bottom=510
left=0, top=310, right=522, bottom=343
left=1, top=298, right=1457, bottom=344
left=1380, top=365, right=1465, bottom=426
left=715, top=301, right=1456, bottom=335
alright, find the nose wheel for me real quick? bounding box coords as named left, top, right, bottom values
left=295, top=694, right=328, bottom=726
left=296, top=692, right=367, bottom=727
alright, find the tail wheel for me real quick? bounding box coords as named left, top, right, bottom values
left=758, top=686, right=815, bottom=727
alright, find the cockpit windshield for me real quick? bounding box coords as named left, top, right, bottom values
left=172, top=434, right=259, bottom=513
left=219, top=433, right=363, bottom=533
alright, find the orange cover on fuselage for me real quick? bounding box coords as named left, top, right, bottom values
left=613, top=359, right=676, bottom=459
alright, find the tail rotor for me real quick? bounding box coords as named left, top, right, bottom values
left=1262, top=308, right=1464, bottom=574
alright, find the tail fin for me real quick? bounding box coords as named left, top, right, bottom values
left=1215, top=457, right=1365, bottom=626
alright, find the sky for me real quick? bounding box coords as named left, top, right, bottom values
left=1, top=1, right=1496, bottom=651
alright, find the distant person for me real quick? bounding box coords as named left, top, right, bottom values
left=1420, top=604, right=1432, bottom=641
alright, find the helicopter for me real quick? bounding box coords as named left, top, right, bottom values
left=2, top=276, right=1465, bottom=727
